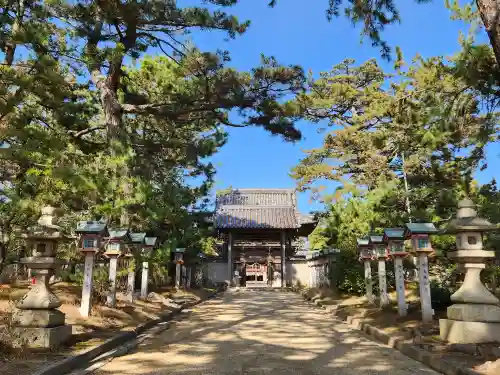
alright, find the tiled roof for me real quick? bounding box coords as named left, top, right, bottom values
left=216, top=188, right=296, bottom=207
left=215, top=189, right=300, bottom=229
left=215, top=207, right=299, bottom=229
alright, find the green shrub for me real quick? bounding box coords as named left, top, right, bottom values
left=430, top=279, right=452, bottom=310
left=330, top=251, right=366, bottom=295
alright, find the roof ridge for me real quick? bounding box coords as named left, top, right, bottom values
left=218, top=205, right=295, bottom=209
left=224, top=188, right=296, bottom=192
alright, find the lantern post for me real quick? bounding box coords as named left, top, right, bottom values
left=174, top=248, right=185, bottom=289
left=369, top=234, right=389, bottom=307
left=357, top=238, right=374, bottom=303
left=75, top=220, right=108, bottom=317
left=140, top=237, right=157, bottom=299
left=384, top=228, right=408, bottom=316
left=440, top=199, right=500, bottom=343
left=104, top=229, right=130, bottom=307
left=404, top=223, right=438, bottom=322
left=127, top=232, right=146, bottom=303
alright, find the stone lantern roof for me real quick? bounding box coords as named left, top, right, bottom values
left=445, top=199, right=497, bottom=234
left=25, top=206, right=62, bottom=240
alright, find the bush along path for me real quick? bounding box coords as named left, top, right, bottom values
left=295, top=286, right=500, bottom=375
left=0, top=286, right=219, bottom=375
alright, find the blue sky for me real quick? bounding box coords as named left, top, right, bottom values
left=185, top=0, right=499, bottom=213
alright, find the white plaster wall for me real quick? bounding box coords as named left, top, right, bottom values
left=287, top=261, right=310, bottom=287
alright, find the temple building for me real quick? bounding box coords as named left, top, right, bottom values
left=213, top=188, right=317, bottom=287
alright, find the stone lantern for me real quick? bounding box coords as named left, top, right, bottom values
left=174, top=248, right=185, bottom=289
left=357, top=237, right=374, bottom=303
left=369, top=234, right=389, bottom=307
left=404, top=222, right=439, bottom=322
left=127, top=232, right=146, bottom=303
left=140, top=236, right=157, bottom=299
left=75, top=220, right=108, bottom=317
left=13, top=206, right=71, bottom=348
left=104, top=228, right=130, bottom=307
left=383, top=228, right=407, bottom=316
left=440, top=199, right=499, bottom=343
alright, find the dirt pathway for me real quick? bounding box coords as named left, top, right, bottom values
left=95, top=289, right=439, bottom=374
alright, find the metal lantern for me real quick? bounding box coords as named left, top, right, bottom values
left=357, top=237, right=372, bottom=260
left=369, top=234, right=386, bottom=258
left=143, top=236, right=158, bottom=258
left=383, top=228, right=406, bottom=256
left=404, top=223, right=438, bottom=254
left=76, top=221, right=108, bottom=253
left=128, top=232, right=146, bottom=258
left=104, top=228, right=131, bottom=256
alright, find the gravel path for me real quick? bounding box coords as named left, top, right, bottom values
left=95, top=289, right=439, bottom=375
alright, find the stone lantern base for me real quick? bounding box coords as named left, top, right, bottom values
left=440, top=301, right=500, bottom=343
left=440, top=319, right=500, bottom=344
left=11, top=309, right=71, bottom=348
left=12, top=325, right=72, bottom=349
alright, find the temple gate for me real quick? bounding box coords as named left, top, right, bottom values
left=214, top=188, right=316, bottom=287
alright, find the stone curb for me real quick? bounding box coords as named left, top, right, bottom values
left=298, top=291, right=481, bottom=375
left=33, top=290, right=220, bottom=375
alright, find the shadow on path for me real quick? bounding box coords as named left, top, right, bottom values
left=95, top=290, right=438, bottom=375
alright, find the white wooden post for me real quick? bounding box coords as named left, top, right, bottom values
left=418, top=252, right=433, bottom=321
left=364, top=259, right=373, bottom=303
left=80, top=253, right=95, bottom=317
left=107, top=255, right=118, bottom=307
left=378, top=258, right=389, bottom=307
left=394, top=256, right=407, bottom=316
left=175, top=260, right=181, bottom=288
left=127, top=261, right=135, bottom=303
left=186, top=267, right=192, bottom=289
left=182, top=265, right=187, bottom=288
left=141, top=261, right=149, bottom=299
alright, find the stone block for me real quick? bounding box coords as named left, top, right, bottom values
left=12, top=309, right=66, bottom=327
left=440, top=319, right=500, bottom=343
left=11, top=324, right=71, bottom=348
left=447, top=304, right=500, bottom=322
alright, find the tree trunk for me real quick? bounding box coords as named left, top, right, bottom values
left=476, top=0, right=500, bottom=67
left=92, top=71, right=130, bottom=227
